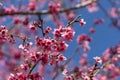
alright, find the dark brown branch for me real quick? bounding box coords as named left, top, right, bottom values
left=0, top=0, right=98, bottom=17
left=65, top=15, right=81, bottom=27
left=27, top=58, right=41, bottom=77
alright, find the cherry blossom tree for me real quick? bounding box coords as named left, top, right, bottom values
left=0, top=0, right=120, bottom=80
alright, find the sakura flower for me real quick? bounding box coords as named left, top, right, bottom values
left=13, top=17, right=20, bottom=24
left=93, top=56, right=102, bottom=64
left=8, top=73, right=16, bottom=80
left=29, top=42, right=33, bottom=46
left=82, top=73, right=90, bottom=80
left=86, top=2, right=98, bottom=13
left=28, top=1, right=37, bottom=11
left=109, top=8, right=119, bottom=18
left=58, top=54, right=67, bottom=61
left=20, top=64, right=27, bottom=71
left=0, top=25, right=8, bottom=37
left=89, top=28, right=95, bottom=34
left=62, top=69, right=68, bottom=76
left=79, top=19, right=86, bottom=26
left=18, top=44, right=24, bottom=49
left=29, top=24, right=37, bottom=30
left=44, top=26, right=52, bottom=34
left=18, top=42, right=33, bottom=50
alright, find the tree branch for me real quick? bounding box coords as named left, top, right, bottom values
left=0, top=0, right=98, bottom=17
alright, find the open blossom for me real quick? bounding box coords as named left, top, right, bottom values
left=79, top=19, right=86, bottom=26
left=18, top=44, right=24, bottom=49
left=109, top=8, right=119, bottom=18
left=28, top=1, right=37, bottom=11
left=0, top=25, right=10, bottom=43
left=93, top=56, right=102, bottom=64
left=8, top=73, right=16, bottom=80
left=89, top=28, right=95, bottom=34
left=0, top=25, right=8, bottom=37
left=44, top=26, right=52, bottom=34
left=29, top=24, right=37, bottom=30
left=86, top=2, right=98, bottom=13
left=18, top=42, right=33, bottom=50
left=62, top=69, right=68, bottom=76
left=82, top=73, right=90, bottom=80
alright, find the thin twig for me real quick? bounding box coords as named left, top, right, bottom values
left=27, top=58, right=41, bottom=77
left=65, top=15, right=81, bottom=27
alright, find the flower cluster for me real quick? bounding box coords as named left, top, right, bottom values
left=53, top=26, right=75, bottom=41
left=36, top=36, right=68, bottom=52
left=48, top=1, right=62, bottom=15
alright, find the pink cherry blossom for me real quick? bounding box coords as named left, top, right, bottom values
left=86, top=2, right=98, bottom=13
left=109, top=8, right=119, bottom=18
left=79, top=19, right=86, bottom=26
left=93, top=56, right=102, bottom=64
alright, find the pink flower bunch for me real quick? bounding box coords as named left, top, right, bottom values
left=2, top=5, right=16, bottom=14
left=36, top=36, right=68, bottom=52
left=48, top=1, right=62, bottom=15
left=53, top=27, right=75, bottom=41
